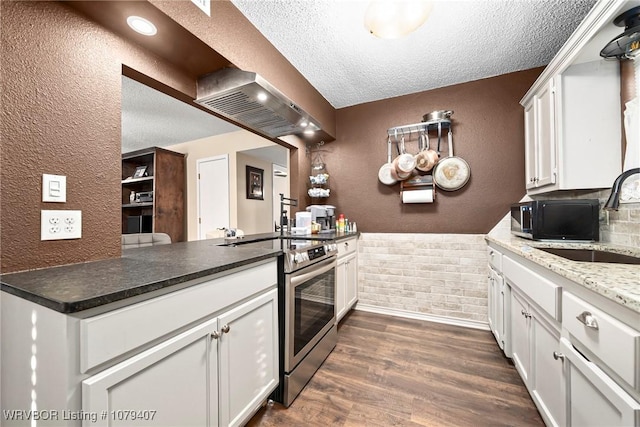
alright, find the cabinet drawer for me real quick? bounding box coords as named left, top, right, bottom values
left=80, top=260, right=277, bottom=373
left=487, top=246, right=503, bottom=271
left=337, top=237, right=357, bottom=257
left=563, top=292, right=640, bottom=390
left=502, top=256, right=561, bottom=320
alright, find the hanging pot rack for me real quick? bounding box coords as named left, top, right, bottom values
left=387, top=118, right=452, bottom=138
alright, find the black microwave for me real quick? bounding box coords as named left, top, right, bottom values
left=510, top=199, right=600, bottom=241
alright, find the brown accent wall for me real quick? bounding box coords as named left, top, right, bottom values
left=324, top=68, right=544, bottom=233
left=0, top=0, right=322, bottom=273
left=1, top=1, right=121, bottom=272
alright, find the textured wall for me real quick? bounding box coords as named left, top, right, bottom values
left=358, top=233, right=488, bottom=323
left=324, top=68, right=543, bottom=234
left=0, top=1, right=122, bottom=272
left=0, top=2, right=201, bottom=273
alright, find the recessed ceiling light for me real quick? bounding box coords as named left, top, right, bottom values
left=127, top=16, right=157, bottom=36
left=365, top=0, right=432, bottom=39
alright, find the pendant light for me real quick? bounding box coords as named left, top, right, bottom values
left=600, top=6, right=640, bottom=59
left=365, top=0, right=433, bottom=39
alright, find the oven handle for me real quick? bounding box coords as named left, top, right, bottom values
left=289, top=256, right=337, bottom=288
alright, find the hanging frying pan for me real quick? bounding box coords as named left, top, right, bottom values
left=432, top=128, right=470, bottom=191
left=415, top=132, right=438, bottom=172
left=378, top=136, right=398, bottom=185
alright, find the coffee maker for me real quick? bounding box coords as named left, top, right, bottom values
left=306, top=205, right=336, bottom=231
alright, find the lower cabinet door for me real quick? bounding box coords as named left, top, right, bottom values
left=510, top=290, right=530, bottom=383
left=217, top=288, right=279, bottom=427
left=530, top=313, right=564, bottom=427
left=336, top=257, right=347, bottom=321
left=345, top=253, right=358, bottom=310
left=560, top=338, right=640, bottom=427
left=82, top=317, right=218, bottom=427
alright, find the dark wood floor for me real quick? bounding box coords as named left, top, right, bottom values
left=247, top=310, right=544, bottom=427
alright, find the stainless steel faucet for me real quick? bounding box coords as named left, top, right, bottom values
left=279, top=193, right=298, bottom=235
left=603, top=168, right=640, bottom=211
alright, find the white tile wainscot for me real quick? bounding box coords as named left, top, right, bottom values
left=357, top=233, right=489, bottom=330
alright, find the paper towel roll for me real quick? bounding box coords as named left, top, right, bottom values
left=402, top=189, right=434, bottom=203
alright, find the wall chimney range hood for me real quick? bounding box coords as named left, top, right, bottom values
left=195, top=68, right=321, bottom=138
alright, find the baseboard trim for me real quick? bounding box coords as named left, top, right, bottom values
left=354, top=304, right=490, bottom=331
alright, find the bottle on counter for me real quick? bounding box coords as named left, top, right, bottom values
left=338, top=214, right=345, bottom=233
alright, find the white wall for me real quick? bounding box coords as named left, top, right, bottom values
left=167, top=130, right=279, bottom=241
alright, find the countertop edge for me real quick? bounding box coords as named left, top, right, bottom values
left=484, top=234, right=640, bottom=315
left=1, top=252, right=280, bottom=314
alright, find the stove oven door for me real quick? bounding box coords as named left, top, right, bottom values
left=285, top=256, right=336, bottom=372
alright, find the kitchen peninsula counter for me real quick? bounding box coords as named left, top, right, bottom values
left=0, top=239, right=281, bottom=314
left=486, top=231, right=640, bottom=315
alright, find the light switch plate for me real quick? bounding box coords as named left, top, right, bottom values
left=41, top=210, right=81, bottom=240
left=42, top=174, right=67, bottom=202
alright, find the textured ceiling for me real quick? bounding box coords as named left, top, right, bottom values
left=121, top=76, right=240, bottom=153
left=231, top=0, right=597, bottom=108
left=121, top=76, right=289, bottom=166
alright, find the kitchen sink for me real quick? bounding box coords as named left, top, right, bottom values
left=537, top=248, right=640, bottom=265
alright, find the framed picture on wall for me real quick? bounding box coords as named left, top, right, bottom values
left=246, top=166, right=264, bottom=200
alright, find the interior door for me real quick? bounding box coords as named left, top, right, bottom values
left=197, top=155, right=230, bottom=240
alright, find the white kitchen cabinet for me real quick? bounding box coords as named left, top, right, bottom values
left=509, top=287, right=564, bottom=427
left=487, top=246, right=510, bottom=355
left=336, top=237, right=358, bottom=322
left=83, top=288, right=278, bottom=427
left=560, top=338, right=640, bottom=427
left=0, top=259, right=279, bottom=427
left=82, top=318, right=216, bottom=427
left=217, top=289, right=279, bottom=427
left=520, top=0, right=626, bottom=195
left=510, top=290, right=531, bottom=383
left=524, top=79, right=557, bottom=192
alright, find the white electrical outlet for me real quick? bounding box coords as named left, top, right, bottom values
left=41, top=210, right=82, bottom=240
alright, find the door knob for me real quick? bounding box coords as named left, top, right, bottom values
left=221, top=324, right=230, bottom=334
left=553, top=351, right=565, bottom=361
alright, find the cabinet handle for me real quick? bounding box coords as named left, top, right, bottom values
left=345, top=242, right=349, bottom=247
left=211, top=331, right=220, bottom=339
left=521, top=309, right=531, bottom=319
left=576, top=311, right=599, bottom=330
left=221, top=324, right=230, bottom=334
left=553, top=351, right=565, bottom=361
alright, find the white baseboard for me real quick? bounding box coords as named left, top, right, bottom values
left=354, top=303, right=490, bottom=331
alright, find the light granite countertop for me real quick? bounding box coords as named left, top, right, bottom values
left=485, top=230, right=640, bottom=314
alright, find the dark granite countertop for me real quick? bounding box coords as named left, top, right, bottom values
left=214, top=230, right=360, bottom=245
left=0, top=240, right=281, bottom=314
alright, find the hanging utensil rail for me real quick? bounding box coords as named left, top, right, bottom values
left=387, top=119, right=452, bottom=138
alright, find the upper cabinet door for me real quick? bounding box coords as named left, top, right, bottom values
left=534, top=80, right=557, bottom=189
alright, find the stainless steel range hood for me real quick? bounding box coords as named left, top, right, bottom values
left=195, top=68, right=320, bottom=138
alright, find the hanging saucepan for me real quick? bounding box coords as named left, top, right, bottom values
left=415, top=131, right=439, bottom=172
left=378, top=136, right=398, bottom=185
left=392, top=134, right=415, bottom=180
left=423, top=110, right=454, bottom=122
left=432, top=128, right=470, bottom=191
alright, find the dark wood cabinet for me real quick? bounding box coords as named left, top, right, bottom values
left=122, top=147, right=185, bottom=243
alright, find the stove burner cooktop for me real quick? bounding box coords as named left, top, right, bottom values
left=225, top=237, right=337, bottom=272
